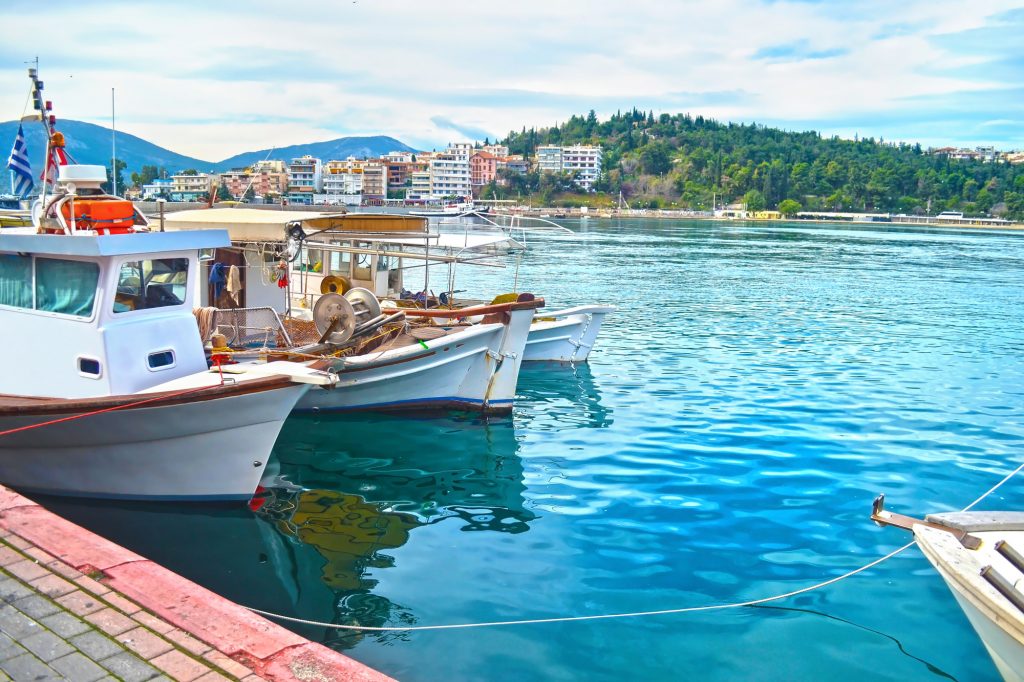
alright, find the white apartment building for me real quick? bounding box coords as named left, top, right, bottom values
left=429, top=143, right=472, bottom=199
left=170, top=173, right=213, bottom=201
left=561, top=145, right=603, bottom=190
left=287, top=156, right=323, bottom=204
left=482, top=144, right=509, bottom=158
left=321, top=158, right=364, bottom=205
left=407, top=171, right=432, bottom=202
left=382, top=151, right=415, bottom=163
left=536, top=145, right=563, bottom=173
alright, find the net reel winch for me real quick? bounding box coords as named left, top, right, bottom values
left=312, top=287, right=397, bottom=346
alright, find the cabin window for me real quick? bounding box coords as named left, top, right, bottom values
left=0, top=255, right=33, bottom=309
left=114, top=258, right=189, bottom=313
left=328, top=249, right=351, bottom=277
left=78, top=357, right=101, bottom=377
left=147, top=350, right=175, bottom=369
left=353, top=241, right=373, bottom=280
left=35, top=258, right=100, bottom=317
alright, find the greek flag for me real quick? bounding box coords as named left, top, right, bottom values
left=6, top=125, right=34, bottom=198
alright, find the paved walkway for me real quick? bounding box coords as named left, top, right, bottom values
left=0, top=531, right=235, bottom=681
left=0, top=488, right=392, bottom=682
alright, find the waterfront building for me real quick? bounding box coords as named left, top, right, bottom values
left=287, top=156, right=322, bottom=204
left=141, top=178, right=174, bottom=200
left=533, top=144, right=602, bottom=190
left=561, top=144, right=603, bottom=190
left=253, top=159, right=287, bottom=174
left=220, top=167, right=288, bottom=200
left=322, top=158, right=364, bottom=205
left=536, top=145, right=563, bottom=173
left=498, top=155, right=529, bottom=178
left=382, top=151, right=415, bottom=164
left=361, top=161, right=387, bottom=202
left=482, top=144, right=509, bottom=158
left=407, top=171, right=431, bottom=202
left=170, top=172, right=213, bottom=201
left=470, top=151, right=498, bottom=189
left=429, top=143, right=472, bottom=199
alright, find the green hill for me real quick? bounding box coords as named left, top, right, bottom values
left=496, top=109, right=1024, bottom=220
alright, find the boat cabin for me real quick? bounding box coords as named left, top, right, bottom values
left=0, top=229, right=229, bottom=398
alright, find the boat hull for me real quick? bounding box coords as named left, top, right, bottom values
left=0, top=382, right=308, bottom=501
left=297, top=322, right=512, bottom=413
left=915, top=523, right=1024, bottom=682
left=524, top=305, right=614, bottom=362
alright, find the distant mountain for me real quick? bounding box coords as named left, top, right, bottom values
left=0, top=119, right=212, bottom=177
left=0, top=120, right=418, bottom=179
left=212, top=136, right=417, bottom=171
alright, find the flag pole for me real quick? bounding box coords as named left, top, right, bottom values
left=111, top=87, right=117, bottom=195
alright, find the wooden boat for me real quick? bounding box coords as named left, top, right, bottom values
left=873, top=496, right=1024, bottom=681
left=161, top=209, right=543, bottom=413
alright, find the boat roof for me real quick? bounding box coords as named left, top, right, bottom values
left=159, top=208, right=427, bottom=241
left=0, top=229, right=229, bottom=257
left=372, top=232, right=526, bottom=254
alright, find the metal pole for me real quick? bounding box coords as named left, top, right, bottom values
left=111, top=88, right=117, bottom=195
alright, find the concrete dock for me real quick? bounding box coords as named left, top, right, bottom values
left=0, top=486, right=393, bottom=681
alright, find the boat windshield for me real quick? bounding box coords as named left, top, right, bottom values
left=0, top=254, right=99, bottom=318
left=113, top=258, right=189, bottom=313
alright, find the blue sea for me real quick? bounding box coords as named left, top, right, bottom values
left=43, top=219, right=1024, bottom=681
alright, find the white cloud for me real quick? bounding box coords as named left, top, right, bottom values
left=1, top=0, right=1021, bottom=159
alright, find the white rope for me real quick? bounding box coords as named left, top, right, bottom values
left=245, top=458, right=1024, bottom=632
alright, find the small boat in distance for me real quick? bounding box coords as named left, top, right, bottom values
left=872, top=496, right=1024, bottom=681
left=409, top=200, right=487, bottom=218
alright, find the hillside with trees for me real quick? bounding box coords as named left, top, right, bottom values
left=491, top=109, right=1024, bottom=221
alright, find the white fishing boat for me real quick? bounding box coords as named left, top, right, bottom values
left=159, top=208, right=541, bottom=413
left=872, top=497, right=1024, bottom=681
left=0, top=70, right=334, bottom=500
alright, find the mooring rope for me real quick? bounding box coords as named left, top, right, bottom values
left=245, top=457, right=1024, bottom=632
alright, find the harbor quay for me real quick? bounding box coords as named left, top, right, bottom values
left=0, top=486, right=392, bottom=682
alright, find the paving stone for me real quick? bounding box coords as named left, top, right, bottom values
left=0, top=632, right=25, bottom=660
left=202, top=650, right=252, bottom=679
left=13, top=593, right=61, bottom=619
left=5, top=558, right=50, bottom=583
left=86, top=607, right=137, bottom=636
left=44, top=559, right=83, bottom=582
left=131, top=611, right=175, bottom=635
left=194, top=670, right=232, bottom=682
left=20, top=630, right=75, bottom=662
left=75, top=574, right=112, bottom=596
left=0, top=548, right=23, bottom=568
left=119, top=626, right=173, bottom=659
left=50, top=651, right=110, bottom=682
left=57, top=589, right=105, bottom=616
left=150, top=649, right=212, bottom=682
left=100, top=650, right=161, bottom=682
left=30, top=573, right=77, bottom=598
left=24, top=547, right=56, bottom=566
left=0, top=652, right=58, bottom=681
left=4, top=536, right=30, bottom=551
left=40, top=611, right=92, bottom=638
left=165, top=628, right=212, bottom=656
left=0, top=576, right=33, bottom=603
left=103, top=591, right=142, bottom=615
left=70, top=630, right=125, bottom=661
left=0, top=603, right=42, bottom=638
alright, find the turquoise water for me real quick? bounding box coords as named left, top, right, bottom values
left=42, top=220, right=1024, bottom=681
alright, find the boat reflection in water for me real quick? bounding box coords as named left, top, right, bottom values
left=39, top=411, right=533, bottom=649
left=514, top=362, right=613, bottom=430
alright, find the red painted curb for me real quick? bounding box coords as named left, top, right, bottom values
left=0, top=487, right=395, bottom=682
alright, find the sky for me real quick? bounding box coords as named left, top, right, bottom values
left=1, top=0, right=1022, bottom=161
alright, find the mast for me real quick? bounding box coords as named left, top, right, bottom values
left=27, top=65, right=56, bottom=206
left=111, top=88, right=117, bottom=195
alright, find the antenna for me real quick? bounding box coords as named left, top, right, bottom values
left=111, top=87, right=117, bottom=195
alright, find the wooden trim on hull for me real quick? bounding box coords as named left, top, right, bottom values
left=0, top=374, right=296, bottom=416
